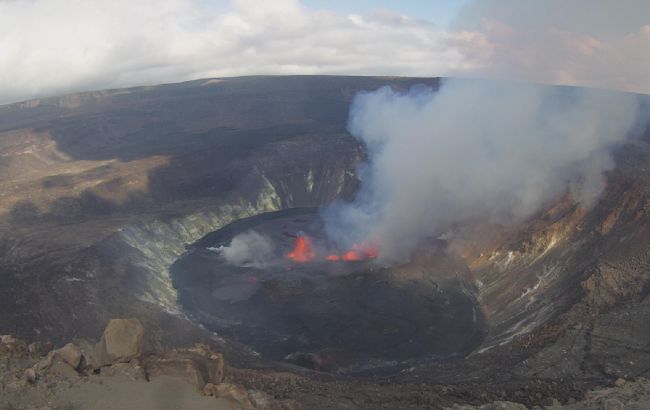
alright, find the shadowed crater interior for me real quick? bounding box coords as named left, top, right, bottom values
left=171, top=208, right=486, bottom=373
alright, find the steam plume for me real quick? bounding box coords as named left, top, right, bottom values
left=323, top=79, right=641, bottom=263
left=210, top=230, right=275, bottom=268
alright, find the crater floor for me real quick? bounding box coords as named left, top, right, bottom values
left=171, top=208, right=486, bottom=373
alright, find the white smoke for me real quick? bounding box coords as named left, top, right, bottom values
left=323, top=79, right=641, bottom=263
left=209, top=230, right=275, bottom=268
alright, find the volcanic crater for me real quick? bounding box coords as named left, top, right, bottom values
left=2, top=76, right=650, bottom=408
left=171, top=207, right=486, bottom=373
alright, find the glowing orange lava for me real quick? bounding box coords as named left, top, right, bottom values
left=341, top=250, right=361, bottom=261
left=287, top=235, right=315, bottom=263
left=285, top=234, right=378, bottom=263
left=330, top=241, right=379, bottom=262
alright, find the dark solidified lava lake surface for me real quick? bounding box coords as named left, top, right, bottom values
left=171, top=208, right=487, bottom=373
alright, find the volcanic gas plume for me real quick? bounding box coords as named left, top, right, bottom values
left=210, top=230, right=275, bottom=267
left=322, top=79, right=642, bottom=264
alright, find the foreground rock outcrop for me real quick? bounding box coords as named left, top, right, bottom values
left=0, top=318, right=295, bottom=410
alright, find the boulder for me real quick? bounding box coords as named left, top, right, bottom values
left=23, top=367, right=37, bottom=384
left=49, top=359, right=81, bottom=381
left=33, top=355, right=82, bottom=382
left=95, top=318, right=144, bottom=365
left=54, top=343, right=82, bottom=369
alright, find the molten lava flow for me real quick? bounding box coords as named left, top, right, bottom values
left=287, top=235, right=315, bottom=263
left=331, top=241, right=379, bottom=262
left=286, top=234, right=378, bottom=263
left=341, top=250, right=361, bottom=261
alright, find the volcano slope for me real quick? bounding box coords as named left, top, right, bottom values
left=1, top=76, right=650, bottom=408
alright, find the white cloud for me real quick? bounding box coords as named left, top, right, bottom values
left=1, top=0, right=649, bottom=104
left=0, top=0, right=471, bottom=104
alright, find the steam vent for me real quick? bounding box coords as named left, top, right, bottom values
left=2, top=76, right=650, bottom=409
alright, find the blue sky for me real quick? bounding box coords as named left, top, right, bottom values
left=303, top=0, right=467, bottom=27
